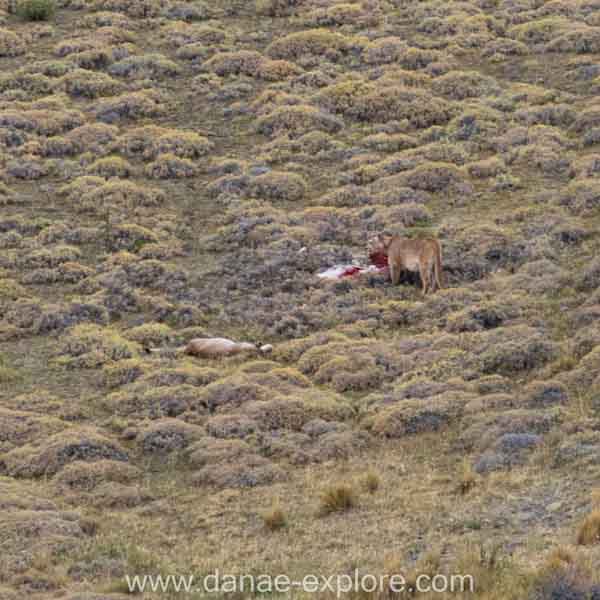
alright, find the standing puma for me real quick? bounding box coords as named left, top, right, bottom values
left=368, top=234, right=444, bottom=295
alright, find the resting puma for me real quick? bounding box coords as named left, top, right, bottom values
left=147, top=338, right=273, bottom=358
left=368, top=234, right=444, bottom=295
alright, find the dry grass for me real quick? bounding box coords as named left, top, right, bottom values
left=1, top=0, right=600, bottom=597
left=262, top=504, right=287, bottom=531
left=318, top=482, right=357, bottom=515
left=576, top=510, right=600, bottom=545
left=359, top=470, right=380, bottom=494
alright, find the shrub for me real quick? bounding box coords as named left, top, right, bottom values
left=60, top=69, right=121, bottom=98
left=458, top=461, right=478, bottom=495
left=562, top=179, right=600, bottom=213
left=94, top=90, right=167, bottom=123
left=1, top=75, right=52, bottom=100
left=88, top=0, right=168, bottom=18
left=432, top=70, right=500, bottom=100
left=572, top=154, right=600, bottom=177
left=54, top=459, right=139, bottom=492
left=105, top=383, right=201, bottom=417
left=145, top=154, right=197, bottom=179
left=362, top=133, right=417, bottom=153
left=175, top=42, right=210, bottom=61
left=86, top=156, right=135, bottom=178
left=203, top=50, right=263, bottom=76
left=363, top=36, right=407, bottom=64
left=546, top=27, right=600, bottom=54
left=257, top=59, right=302, bottom=81
left=316, top=82, right=452, bottom=127
left=192, top=454, right=285, bottom=488
left=160, top=22, right=226, bottom=47
left=577, top=510, right=600, bottom=545
left=402, top=162, right=467, bottom=193
left=138, top=418, right=204, bottom=455
left=123, top=323, right=176, bottom=346
left=262, top=505, right=287, bottom=531
left=319, top=483, right=357, bottom=515
left=482, top=38, right=529, bottom=58
left=266, top=29, right=364, bottom=62
left=64, top=123, right=118, bottom=154
left=60, top=323, right=139, bottom=368
left=256, top=0, right=300, bottom=16
left=249, top=171, right=307, bottom=201
left=572, top=104, right=600, bottom=133
left=509, top=17, right=569, bottom=45
left=5, top=155, right=50, bottom=180
left=360, top=470, right=380, bottom=494
left=16, top=0, right=55, bottom=21
left=155, top=131, right=212, bottom=159
left=369, top=395, right=465, bottom=438
left=118, top=125, right=169, bottom=158
left=256, top=105, right=342, bottom=138
left=0, top=108, right=84, bottom=136
left=102, top=358, right=145, bottom=389
left=305, top=3, right=374, bottom=28
left=77, top=180, right=165, bottom=212
left=0, top=427, right=129, bottom=477
left=165, top=1, right=210, bottom=22
left=109, top=53, right=181, bottom=79
left=480, top=333, right=559, bottom=375
left=19, top=244, right=82, bottom=269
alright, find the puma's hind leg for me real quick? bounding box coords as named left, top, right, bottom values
left=419, top=261, right=430, bottom=295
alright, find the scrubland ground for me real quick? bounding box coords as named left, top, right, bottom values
left=3, top=0, right=600, bottom=598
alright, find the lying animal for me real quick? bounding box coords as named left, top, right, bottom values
left=368, top=233, right=444, bottom=295
left=147, top=338, right=273, bottom=358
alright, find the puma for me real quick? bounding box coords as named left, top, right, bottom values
left=368, top=233, right=444, bottom=295
left=147, top=338, right=273, bottom=358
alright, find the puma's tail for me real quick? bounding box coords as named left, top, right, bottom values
left=434, top=242, right=445, bottom=290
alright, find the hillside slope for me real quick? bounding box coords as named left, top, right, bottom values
left=2, top=0, right=600, bottom=598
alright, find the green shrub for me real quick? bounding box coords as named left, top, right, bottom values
left=16, top=0, right=56, bottom=21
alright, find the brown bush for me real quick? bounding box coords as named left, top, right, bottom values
left=256, top=105, right=343, bottom=138
left=316, top=81, right=453, bottom=127
left=249, top=171, right=307, bottom=201
left=577, top=509, right=600, bottom=545
left=432, top=70, right=500, bottom=99
left=0, top=27, right=26, bottom=56
left=266, top=29, right=364, bottom=62
left=369, top=394, right=466, bottom=438
left=0, top=427, right=129, bottom=477
left=145, top=154, right=197, bottom=179
left=262, top=505, right=287, bottom=530
left=256, top=0, right=301, bottom=17
left=319, top=483, right=357, bottom=515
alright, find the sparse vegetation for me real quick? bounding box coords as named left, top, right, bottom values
left=360, top=470, right=380, bottom=494
left=15, top=0, right=55, bottom=21
left=262, top=504, right=287, bottom=530
left=577, top=510, right=600, bottom=545
left=0, top=0, right=599, bottom=596
left=319, top=482, right=357, bottom=515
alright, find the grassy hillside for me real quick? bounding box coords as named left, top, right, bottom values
left=2, top=0, right=600, bottom=597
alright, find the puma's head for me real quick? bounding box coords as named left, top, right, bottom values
left=367, top=233, right=394, bottom=255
